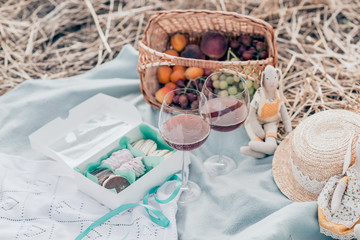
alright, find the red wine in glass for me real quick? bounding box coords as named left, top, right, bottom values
left=201, top=71, right=250, bottom=176
left=203, top=98, right=248, bottom=132
left=158, top=88, right=210, bottom=204
left=161, top=115, right=210, bottom=151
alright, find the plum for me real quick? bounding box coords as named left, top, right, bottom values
left=180, top=44, right=205, bottom=59
left=256, top=42, right=266, bottom=51
left=237, top=45, right=246, bottom=55
left=203, top=68, right=212, bottom=77
left=200, top=31, right=228, bottom=59
left=249, top=47, right=257, bottom=54
left=242, top=50, right=253, bottom=60
left=176, top=79, right=185, bottom=88
left=230, top=39, right=240, bottom=49
left=240, top=35, right=252, bottom=47
left=259, top=51, right=268, bottom=59
left=252, top=40, right=259, bottom=47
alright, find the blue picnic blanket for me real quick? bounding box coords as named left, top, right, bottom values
left=0, top=45, right=331, bottom=240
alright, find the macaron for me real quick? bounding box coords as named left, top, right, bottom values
left=132, top=139, right=157, bottom=155
left=102, top=175, right=130, bottom=193
left=92, top=168, right=113, bottom=186
left=115, top=157, right=146, bottom=178
left=148, top=149, right=173, bottom=158
left=101, top=149, right=133, bottom=170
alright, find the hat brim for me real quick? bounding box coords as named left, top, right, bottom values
left=272, top=131, right=318, bottom=202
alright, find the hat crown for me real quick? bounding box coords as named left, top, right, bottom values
left=291, top=110, right=360, bottom=193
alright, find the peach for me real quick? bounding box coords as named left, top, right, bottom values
left=173, top=65, right=186, bottom=72
left=170, top=34, right=186, bottom=52
left=200, top=31, right=228, bottom=59
left=170, top=69, right=186, bottom=83
left=164, top=49, right=179, bottom=57
left=185, top=67, right=204, bottom=80
left=157, top=66, right=172, bottom=84
left=165, top=82, right=177, bottom=90
left=155, top=87, right=174, bottom=105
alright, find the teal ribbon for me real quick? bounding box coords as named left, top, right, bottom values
left=75, top=173, right=182, bottom=240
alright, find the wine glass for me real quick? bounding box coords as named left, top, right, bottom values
left=159, top=88, right=210, bottom=204
left=201, top=70, right=250, bottom=176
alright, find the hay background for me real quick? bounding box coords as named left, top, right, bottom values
left=0, top=0, right=359, bottom=134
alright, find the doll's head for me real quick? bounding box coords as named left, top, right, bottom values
left=342, top=136, right=360, bottom=174
left=261, top=65, right=282, bottom=91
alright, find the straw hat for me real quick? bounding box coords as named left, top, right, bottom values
left=273, top=109, right=360, bottom=202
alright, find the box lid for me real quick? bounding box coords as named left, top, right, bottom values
left=29, top=93, right=142, bottom=168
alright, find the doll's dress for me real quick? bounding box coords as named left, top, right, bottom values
left=318, top=168, right=360, bottom=240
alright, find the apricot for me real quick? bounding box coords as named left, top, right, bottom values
left=164, top=49, right=179, bottom=57
left=157, top=66, right=172, bottom=84
left=165, top=82, right=177, bottom=90
left=170, top=69, right=186, bottom=83
left=180, top=44, right=205, bottom=60
left=155, top=87, right=174, bottom=105
left=173, top=65, right=186, bottom=72
left=185, top=67, right=204, bottom=80
left=170, top=34, right=186, bottom=52
left=200, top=31, right=228, bottom=59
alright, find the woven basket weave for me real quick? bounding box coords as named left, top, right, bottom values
left=137, top=10, right=278, bottom=110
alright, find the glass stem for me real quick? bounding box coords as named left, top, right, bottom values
left=217, top=131, right=224, bottom=165
left=181, top=151, right=188, bottom=188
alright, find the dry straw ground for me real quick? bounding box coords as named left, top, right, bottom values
left=0, top=0, right=359, bottom=132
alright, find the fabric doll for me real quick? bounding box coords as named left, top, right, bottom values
left=240, top=65, right=292, bottom=158
left=318, top=136, right=360, bottom=240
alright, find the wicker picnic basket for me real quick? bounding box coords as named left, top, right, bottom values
left=137, top=10, right=278, bottom=110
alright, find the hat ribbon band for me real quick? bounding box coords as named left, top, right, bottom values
left=290, top=156, right=326, bottom=194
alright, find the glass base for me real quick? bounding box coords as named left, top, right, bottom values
left=203, top=155, right=237, bottom=176
left=178, top=180, right=201, bottom=204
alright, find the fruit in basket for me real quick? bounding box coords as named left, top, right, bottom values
left=171, top=34, right=187, bottom=52
left=155, top=86, right=174, bottom=104
left=242, top=50, right=253, bottom=61
left=245, top=79, right=253, bottom=89
left=203, top=68, right=212, bottom=77
left=185, top=67, right=204, bottom=80
left=259, top=51, right=268, bottom=59
left=173, top=65, right=186, bottom=71
left=186, top=92, right=197, bottom=102
left=176, top=79, right=185, bottom=88
left=180, top=44, right=205, bottom=60
left=226, top=76, right=234, bottom=84
left=219, top=80, right=228, bottom=89
left=191, top=100, right=199, bottom=110
left=200, top=31, right=228, bottom=59
left=172, top=94, right=180, bottom=104
left=212, top=80, right=220, bottom=89
left=211, top=73, right=220, bottom=81
left=170, top=69, right=186, bottom=83
left=249, top=47, right=256, bottom=54
left=157, top=66, right=172, bottom=84
left=165, top=49, right=179, bottom=57
left=256, top=42, right=266, bottom=51
left=237, top=45, right=246, bottom=55
left=230, top=39, right=240, bottom=49
left=178, top=94, right=188, bottom=108
left=228, top=86, right=238, bottom=95
left=165, top=82, right=177, bottom=90
left=154, top=31, right=271, bottom=106
left=240, top=35, right=252, bottom=47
